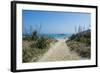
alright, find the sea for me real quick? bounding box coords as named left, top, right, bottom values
left=40, top=34, right=72, bottom=39
left=23, top=33, right=72, bottom=39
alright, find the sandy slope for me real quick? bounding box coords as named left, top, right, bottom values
left=38, top=38, right=81, bottom=62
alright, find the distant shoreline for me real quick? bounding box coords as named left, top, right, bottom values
left=23, top=33, right=72, bottom=40
left=56, top=37, right=68, bottom=41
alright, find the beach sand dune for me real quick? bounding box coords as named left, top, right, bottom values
left=38, top=38, right=81, bottom=62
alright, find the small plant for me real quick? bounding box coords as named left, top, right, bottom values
left=69, top=34, right=76, bottom=40
left=67, top=41, right=91, bottom=58
left=31, top=30, right=38, bottom=41
left=66, top=29, right=91, bottom=59
left=69, top=29, right=91, bottom=46
left=36, top=37, right=50, bottom=49
left=23, top=36, right=32, bottom=41
left=22, top=48, right=34, bottom=62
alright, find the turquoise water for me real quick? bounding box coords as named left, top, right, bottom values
left=40, top=34, right=72, bottom=39
left=23, top=33, right=72, bottom=39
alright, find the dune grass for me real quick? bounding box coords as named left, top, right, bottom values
left=66, top=30, right=91, bottom=59
left=22, top=46, right=49, bottom=63
left=66, top=41, right=90, bottom=58
left=22, top=31, right=57, bottom=63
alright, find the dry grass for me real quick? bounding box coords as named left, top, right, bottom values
left=66, top=40, right=91, bottom=59
left=22, top=38, right=57, bottom=63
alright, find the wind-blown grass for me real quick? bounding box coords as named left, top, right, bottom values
left=66, top=29, right=91, bottom=59
left=22, top=30, right=57, bottom=63
left=22, top=47, right=49, bottom=63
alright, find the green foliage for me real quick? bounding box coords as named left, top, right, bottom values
left=67, top=29, right=91, bottom=58
left=23, top=30, right=54, bottom=50
left=79, top=47, right=90, bottom=58
left=31, top=30, right=38, bottom=41
left=69, top=30, right=91, bottom=46
left=35, top=37, right=50, bottom=49
left=69, top=34, right=76, bottom=40
left=22, top=47, right=49, bottom=63
left=22, top=48, right=34, bottom=62
left=22, top=30, right=57, bottom=62
left=22, top=31, right=54, bottom=62
left=23, top=30, right=39, bottom=41
left=23, top=36, right=32, bottom=41
left=67, top=41, right=91, bottom=58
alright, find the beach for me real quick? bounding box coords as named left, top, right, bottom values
left=38, top=38, right=81, bottom=62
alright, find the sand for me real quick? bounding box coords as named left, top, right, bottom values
left=38, top=38, right=81, bottom=62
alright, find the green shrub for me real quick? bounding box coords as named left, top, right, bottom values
left=22, top=40, right=50, bottom=63
left=36, top=37, right=50, bottom=49
left=68, top=30, right=91, bottom=46
left=31, top=30, right=38, bottom=41
left=22, top=48, right=34, bottom=62
left=23, top=36, right=32, bottom=41
left=79, top=47, right=90, bottom=58
left=69, top=34, right=76, bottom=40
left=23, top=30, right=39, bottom=41
left=67, top=41, right=91, bottom=58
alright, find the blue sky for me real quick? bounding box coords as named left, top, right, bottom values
left=22, top=10, right=91, bottom=34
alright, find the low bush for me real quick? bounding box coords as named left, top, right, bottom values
left=68, top=30, right=91, bottom=46
left=23, top=48, right=34, bottom=62
left=35, top=37, right=50, bottom=49
left=31, top=31, right=39, bottom=41
left=23, top=36, right=32, bottom=41
left=67, top=41, right=91, bottom=58
left=22, top=47, right=49, bottom=63
left=22, top=31, right=58, bottom=62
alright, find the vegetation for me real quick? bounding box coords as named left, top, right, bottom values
left=66, top=29, right=91, bottom=59
left=69, top=30, right=91, bottom=46
left=22, top=47, right=49, bottom=63
left=31, top=31, right=39, bottom=41
left=22, top=30, right=57, bottom=63
left=23, top=31, right=39, bottom=41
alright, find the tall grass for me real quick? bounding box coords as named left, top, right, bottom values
left=22, top=47, right=49, bottom=63
left=67, top=41, right=90, bottom=58
left=23, top=31, right=39, bottom=41
left=66, top=29, right=91, bottom=58
left=69, top=30, right=91, bottom=46
left=22, top=30, right=57, bottom=63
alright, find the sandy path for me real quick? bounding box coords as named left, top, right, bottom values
left=38, top=38, right=81, bottom=62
